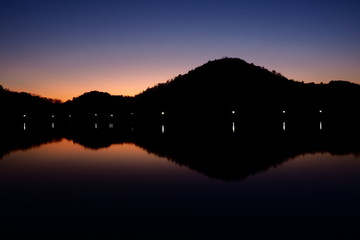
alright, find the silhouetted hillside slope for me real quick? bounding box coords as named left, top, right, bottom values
left=63, top=91, right=132, bottom=114
left=134, top=58, right=360, bottom=131
left=0, top=85, right=61, bottom=123
left=2, top=57, right=360, bottom=132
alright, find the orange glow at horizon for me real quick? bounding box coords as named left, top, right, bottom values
left=0, top=68, right=178, bottom=102
left=0, top=57, right=197, bottom=102
left=1, top=56, right=359, bottom=102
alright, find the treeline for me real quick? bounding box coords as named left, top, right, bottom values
left=133, top=58, right=360, bottom=132
left=1, top=57, right=360, bottom=130
left=63, top=90, right=133, bottom=115
left=0, top=85, right=61, bottom=114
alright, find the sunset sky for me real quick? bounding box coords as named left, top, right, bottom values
left=1, top=0, right=360, bottom=101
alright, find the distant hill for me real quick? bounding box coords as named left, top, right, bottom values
left=0, top=85, right=61, bottom=116
left=135, top=57, right=360, bottom=108
left=2, top=57, right=360, bottom=129
left=133, top=57, right=360, bottom=130
left=135, top=58, right=296, bottom=112
left=63, top=90, right=132, bottom=114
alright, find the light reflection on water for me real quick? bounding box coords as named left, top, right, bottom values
left=15, top=120, right=337, bottom=134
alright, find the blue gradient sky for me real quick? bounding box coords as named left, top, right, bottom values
left=1, top=0, right=359, bottom=101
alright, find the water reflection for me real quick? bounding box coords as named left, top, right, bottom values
left=109, top=123, right=113, bottom=129
left=0, top=133, right=359, bottom=237
left=2, top=123, right=360, bottom=181
left=51, top=122, right=55, bottom=129
left=1, top=120, right=360, bottom=236
left=282, top=121, right=286, bottom=131
left=320, top=121, right=323, bottom=130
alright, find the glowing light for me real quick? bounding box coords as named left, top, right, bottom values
left=23, top=123, right=26, bottom=130
left=69, top=115, right=72, bottom=118
left=161, top=124, right=165, bottom=133
left=283, top=121, right=286, bottom=131
left=232, top=122, right=235, bottom=133
left=232, top=110, right=235, bottom=114
left=94, top=114, right=97, bottom=117
left=110, top=114, right=113, bottom=117
left=282, top=110, right=286, bottom=114
left=319, top=110, right=322, bottom=113
left=23, top=114, right=26, bottom=118
left=320, top=121, right=322, bottom=130
left=51, top=122, right=55, bottom=128
left=51, top=115, right=55, bottom=118
left=95, top=123, right=98, bottom=129
left=161, top=112, right=165, bottom=115
left=109, top=123, right=114, bottom=128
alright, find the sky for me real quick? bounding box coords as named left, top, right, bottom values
left=1, top=0, right=360, bottom=101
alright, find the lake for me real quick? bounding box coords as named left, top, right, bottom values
left=0, top=125, right=360, bottom=237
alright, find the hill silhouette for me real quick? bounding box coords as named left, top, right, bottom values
left=62, top=91, right=133, bottom=122
left=132, top=57, right=360, bottom=133
left=0, top=85, right=61, bottom=110
left=0, top=85, right=61, bottom=125
left=2, top=57, right=360, bottom=132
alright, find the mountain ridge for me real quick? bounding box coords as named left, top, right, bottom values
left=1, top=57, right=360, bottom=127
left=1, top=57, right=358, bottom=103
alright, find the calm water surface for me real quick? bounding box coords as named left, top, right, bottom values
left=0, top=137, right=360, bottom=237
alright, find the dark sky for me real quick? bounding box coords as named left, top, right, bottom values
left=1, top=0, right=359, bottom=100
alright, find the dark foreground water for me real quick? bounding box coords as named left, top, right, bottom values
left=0, top=126, right=360, bottom=238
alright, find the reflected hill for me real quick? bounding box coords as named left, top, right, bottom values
left=134, top=130, right=360, bottom=180
left=0, top=129, right=62, bottom=159
left=1, top=126, right=359, bottom=181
